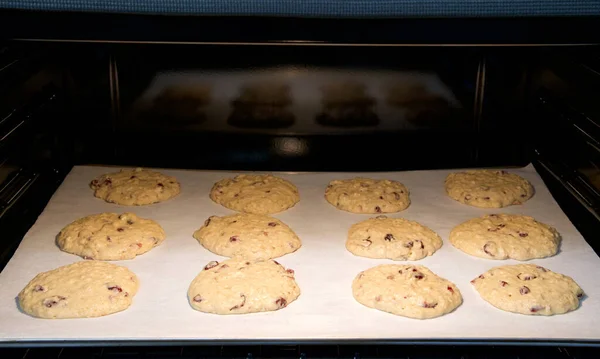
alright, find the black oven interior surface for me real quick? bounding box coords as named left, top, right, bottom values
left=1, top=15, right=600, bottom=355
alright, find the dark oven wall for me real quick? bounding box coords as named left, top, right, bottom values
left=527, top=45, right=600, bottom=249
left=0, top=42, right=72, bottom=268
left=69, top=44, right=534, bottom=172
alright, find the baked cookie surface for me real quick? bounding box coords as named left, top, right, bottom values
left=449, top=214, right=560, bottom=261
left=188, top=259, right=300, bottom=315
left=57, top=212, right=166, bottom=261
left=194, top=213, right=301, bottom=260
left=210, top=174, right=300, bottom=215
left=90, top=168, right=180, bottom=206
left=346, top=215, right=442, bottom=260
left=325, top=178, right=410, bottom=214
left=445, top=169, right=534, bottom=208
left=471, top=264, right=584, bottom=316
left=352, top=264, right=462, bottom=319
left=18, top=261, right=139, bottom=319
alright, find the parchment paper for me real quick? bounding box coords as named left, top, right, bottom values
left=1, top=165, right=600, bottom=344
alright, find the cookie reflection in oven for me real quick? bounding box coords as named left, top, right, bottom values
left=228, top=83, right=295, bottom=129
left=147, top=84, right=211, bottom=125
left=316, top=81, right=379, bottom=127
left=386, top=83, right=457, bottom=128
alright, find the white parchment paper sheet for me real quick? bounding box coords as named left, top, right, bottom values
left=1, top=165, right=600, bottom=343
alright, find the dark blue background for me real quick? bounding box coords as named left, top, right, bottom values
left=1, top=0, right=600, bottom=17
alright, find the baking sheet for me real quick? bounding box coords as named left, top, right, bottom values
left=1, top=164, right=600, bottom=344
left=126, top=67, right=462, bottom=134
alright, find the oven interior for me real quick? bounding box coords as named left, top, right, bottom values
left=0, top=40, right=600, bottom=356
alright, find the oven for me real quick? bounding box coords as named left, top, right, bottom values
left=1, top=2, right=600, bottom=358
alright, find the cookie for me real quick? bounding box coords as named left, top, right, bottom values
left=18, top=261, right=139, bottom=319
left=210, top=174, right=300, bottom=215
left=57, top=212, right=166, bottom=260
left=449, top=214, right=560, bottom=261
left=188, top=259, right=300, bottom=315
left=352, top=264, right=462, bottom=319
left=90, top=168, right=180, bottom=206
left=325, top=178, right=410, bottom=214
left=445, top=169, right=534, bottom=208
left=194, top=213, right=301, bottom=260
left=471, top=264, right=584, bottom=316
left=346, top=216, right=442, bottom=260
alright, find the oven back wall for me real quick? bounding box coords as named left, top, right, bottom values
left=61, top=44, right=534, bottom=171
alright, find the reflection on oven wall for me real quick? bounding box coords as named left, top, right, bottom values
left=104, top=45, right=487, bottom=171
left=125, top=67, right=464, bottom=134
left=117, top=45, right=472, bottom=135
